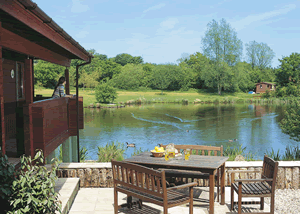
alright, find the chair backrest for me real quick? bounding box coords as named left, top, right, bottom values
left=111, top=159, right=166, bottom=199
left=261, top=155, right=279, bottom=190
left=159, top=144, right=223, bottom=156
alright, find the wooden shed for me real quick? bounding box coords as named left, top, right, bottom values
left=255, top=82, right=276, bottom=94
left=0, top=0, right=92, bottom=163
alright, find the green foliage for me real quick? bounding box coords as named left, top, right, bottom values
left=8, top=150, right=61, bottom=214
left=202, top=18, right=243, bottom=66
left=34, top=60, right=65, bottom=88
left=95, top=79, right=117, bottom=103
left=280, top=98, right=300, bottom=142
left=131, top=147, right=149, bottom=156
left=80, top=146, right=89, bottom=162
left=265, top=148, right=281, bottom=161
left=245, top=40, right=275, bottom=70
left=97, top=142, right=125, bottom=162
left=276, top=52, right=300, bottom=87
left=98, top=60, right=122, bottom=80
left=223, top=144, right=246, bottom=161
left=114, top=53, right=143, bottom=66
left=112, top=64, right=145, bottom=90
left=261, top=89, right=276, bottom=98
left=0, top=149, right=18, bottom=213
left=265, top=146, right=300, bottom=161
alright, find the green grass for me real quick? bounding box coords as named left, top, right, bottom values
left=34, top=87, right=299, bottom=107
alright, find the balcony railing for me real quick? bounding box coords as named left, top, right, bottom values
left=29, top=97, right=83, bottom=158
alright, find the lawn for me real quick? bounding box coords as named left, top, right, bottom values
left=34, top=87, right=258, bottom=107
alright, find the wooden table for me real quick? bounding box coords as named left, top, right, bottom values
left=124, top=152, right=228, bottom=214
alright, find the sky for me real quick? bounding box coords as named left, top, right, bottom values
left=35, top=0, right=300, bottom=68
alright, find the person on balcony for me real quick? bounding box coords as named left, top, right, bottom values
left=52, top=76, right=73, bottom=98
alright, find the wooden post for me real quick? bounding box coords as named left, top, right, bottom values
left=24, top=58, right=33, bottom=104
left=23, top=58, right=34, bottom=157
left=65, top=68, right=70, bottom=95
left=0, top=21, right=5, bottom=156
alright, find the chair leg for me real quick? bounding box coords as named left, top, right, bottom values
left=138, top=199, right=143, bottom=209
left=127, top=195, right=132, bottom=209
left=230, top=185, right=234, bottom=211
left=238, top=183, right=242, bottom=214
left=189, top=186, right=194, bottom=214
left=271, top=194, right=275, bottom=214
left=114, top=188, right=118, bottom=214
left=163, top=207, right=168, bottom=214
left=260, top=197, right=264, bottom=210
left=217, top=168, right=219, bottom=202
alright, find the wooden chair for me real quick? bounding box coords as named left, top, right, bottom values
left=229, top=155, right=279, bottom=214
left=112, top=159, right=198, bottom=214
left=159, top=144, right=223, bottom=202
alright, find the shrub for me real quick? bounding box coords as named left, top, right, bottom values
left=80, top=146, right=89, bottom=162
left=131, top=147, right=149, bottom=156
left=97, top=142, right=125, bottom=162
left=223, top=144, right=246, bottom=161
left=0, top=149, right=18, bottom=214
left=95, top=79, right=117, bottom=103
left=8, top=150, right=61, bottom=214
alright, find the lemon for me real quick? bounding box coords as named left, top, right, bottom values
left=155, top=146, right=158, bottom=151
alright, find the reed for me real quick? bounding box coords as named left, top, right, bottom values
left=97, top=141, right=125, bottom=162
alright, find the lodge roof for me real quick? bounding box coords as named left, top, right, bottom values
left=255, top=82, right=276, bottom=85
left=0, top=0, right=92, bottom=63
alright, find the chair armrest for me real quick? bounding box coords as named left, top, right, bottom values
left=235, top=178, right=273, bottom=183
left=227, top=170, right=261, bottom=173
left=167, top=182, right=198, bottom=191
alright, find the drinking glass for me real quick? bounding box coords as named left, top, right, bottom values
left=184, top=149, right=191, bottom=160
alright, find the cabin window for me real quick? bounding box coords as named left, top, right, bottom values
left=260, top=84, right=262, bottom=89
left=16, top=62, right=24, bottom=99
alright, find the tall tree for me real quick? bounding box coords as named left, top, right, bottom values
left=114, top=53, right=143, bottom=66
left=245, top=41, right=275, bottom=69
left=201, top=18, right=242, bottom=94
left=201, top=18, right=243, bottom=66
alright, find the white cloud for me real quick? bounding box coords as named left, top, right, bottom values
left=71, top=0, right=89, bottom=13
left=76, top=30, right=89, bottom=39
left=143, top=3, right=166, bottom=13
left=232, top=4, right=296, bottom=31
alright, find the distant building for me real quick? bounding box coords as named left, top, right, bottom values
left=255, top=82, right=276, bottom=94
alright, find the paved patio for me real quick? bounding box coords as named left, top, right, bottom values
left=68, top=186, right=274, bottom=214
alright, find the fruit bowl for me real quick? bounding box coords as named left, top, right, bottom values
left=151, top=150, right=165, bottom=157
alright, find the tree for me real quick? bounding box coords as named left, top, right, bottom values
left=245, top=41, right=275, bottom=70
left=114, top=53, right=143, bottom=66
left=95, top=79, right=117, bottom=103
left=201, top=18, right=243, bottom=66
left=201, top=18, right=242, bottom=94
left=201, top=61, right=233, bottom=94
left=176, top=52, right=190, bottom=64
left=112, top=64, right=145, bottom=90
left=280, top=98, right=300, bottom=142
left=34, top=60, right=65, bottom=88
left=275, top=53, right=300, bottom=87
left=150, top=65, right=173, bottom=94
left=99, top=59, right=122, bottom=80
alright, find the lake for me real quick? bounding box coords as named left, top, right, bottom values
left=80, top=103, right=297, bottom=160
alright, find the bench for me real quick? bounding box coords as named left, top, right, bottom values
left=159, top=144, right=223, bottom=201
left=111, top=159, right=198, bottom=214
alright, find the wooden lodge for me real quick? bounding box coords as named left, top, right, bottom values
left=0, top=0, right=92, bottom=163
left=255, top=82, right=276, bottom=94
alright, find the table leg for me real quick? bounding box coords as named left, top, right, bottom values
left=209, top=169, right=215, bottom=214
left=221, top=163, right=225, bottom=205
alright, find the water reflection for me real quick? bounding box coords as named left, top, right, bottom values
left=80, top=104, right=296, bottom=160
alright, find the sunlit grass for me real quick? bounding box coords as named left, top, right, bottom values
left=34, top=87, right=259, bottom=107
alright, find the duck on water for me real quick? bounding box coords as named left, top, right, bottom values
left=126, top=142, right=136, bottom=147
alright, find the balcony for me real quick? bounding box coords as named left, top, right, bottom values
left=29, top=97, right=83, bottom=158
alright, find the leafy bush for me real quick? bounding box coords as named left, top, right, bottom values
left=97, top=142, right=125, bottom=162
left=0, top=149, right=18, bottom=214
left=80, top=146, right=89, bottom=162
left=131, top=147, right=149, bottom=156
left=95, top=79, right=117, bottom=103
left=8, top=149, right=61, bottom=214
left=224, top=144, right=246, bottom=161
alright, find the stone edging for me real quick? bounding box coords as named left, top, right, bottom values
left=55, top=161, right=300, bottom=189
